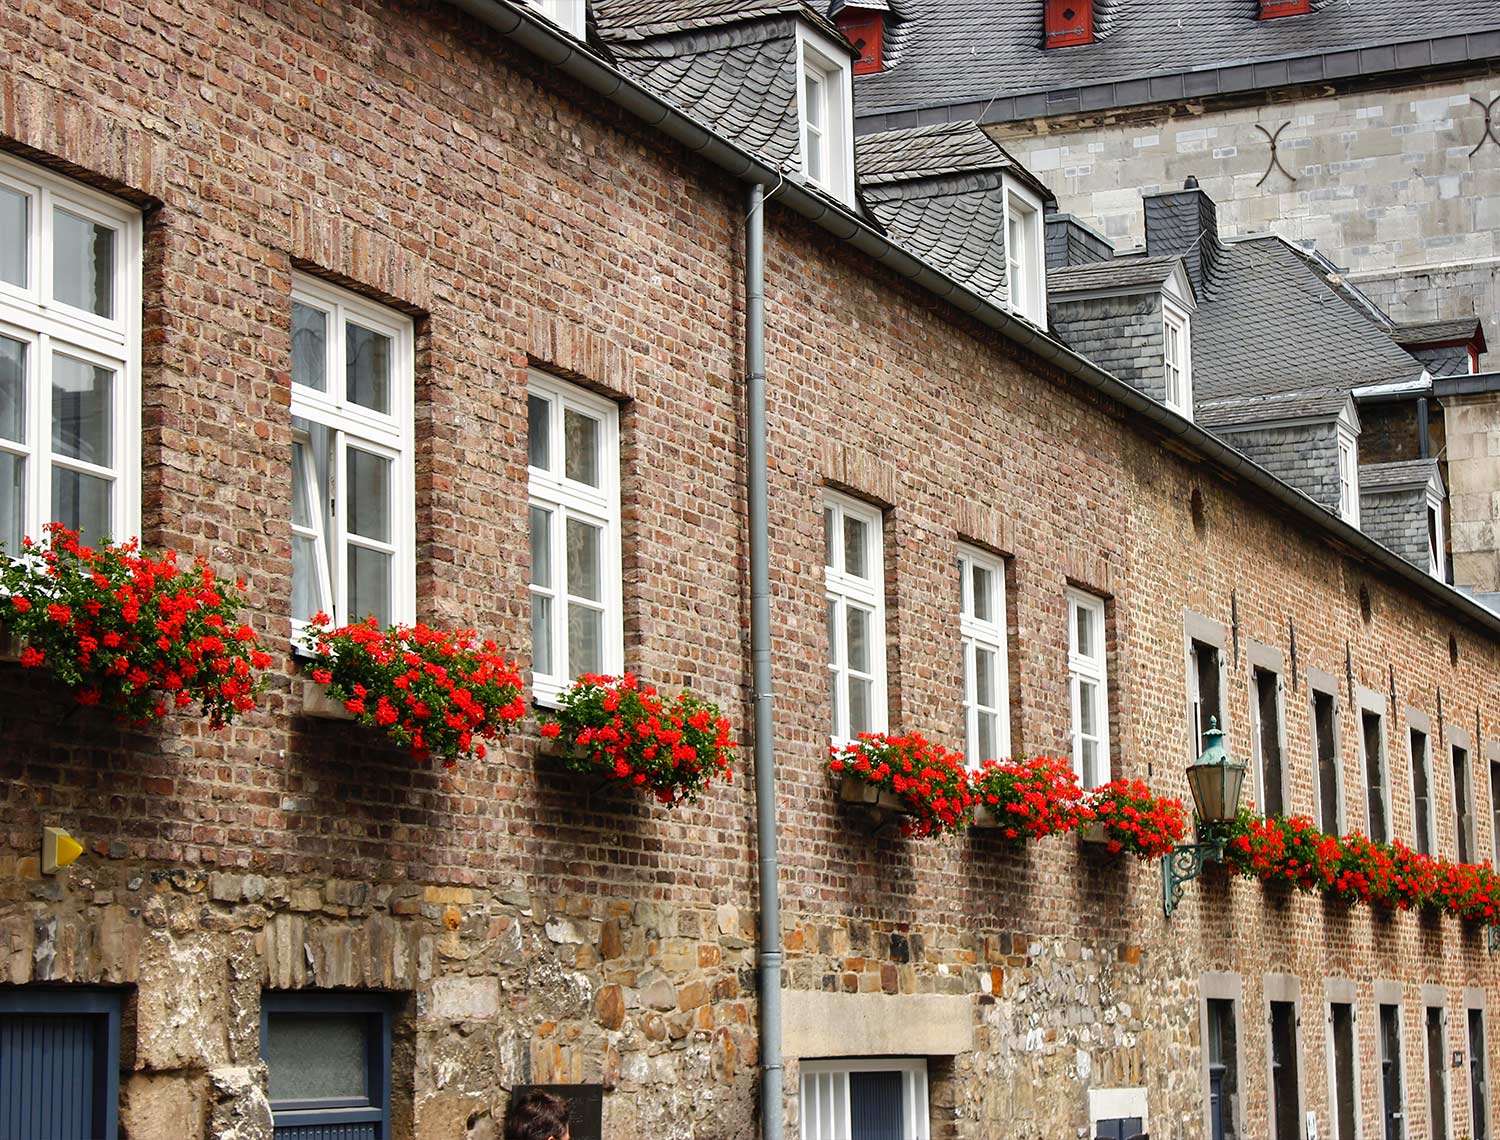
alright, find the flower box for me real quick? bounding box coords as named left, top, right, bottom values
left=828, top=733, right=973, bottom=838
left=1078, top=821, right=1109, bottom=845
left=300, top=678, right=353, bottom=721
left=839, top=772, right=908, bottom=813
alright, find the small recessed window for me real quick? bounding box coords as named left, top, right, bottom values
left=1163, top=302, right=1193, bottom=417
left=261, top=991, right=395, bottom=1140
left=797, top=26, right=855, bottom=207
left=801, top=1058, right=930, bottom=1140
left=825, top=491, right=887, bottom=743
left=1336, top=430, right=1360, bottom=525
left=1004, top=185, right=1047, bottom=328
left=522, top=0, right=585, bottom=38
left=959, top=545, right=1010, bottom=766
left=1068, top=589, right=1109, bottom=788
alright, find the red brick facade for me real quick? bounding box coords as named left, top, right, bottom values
left=0, top=2, right=1496, bottom=1138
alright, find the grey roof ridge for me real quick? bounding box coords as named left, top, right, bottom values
left=447, top=0, right=1500, bottom=640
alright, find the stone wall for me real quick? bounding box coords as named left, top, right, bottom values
left=2, top=2, right=1500, bottom=1139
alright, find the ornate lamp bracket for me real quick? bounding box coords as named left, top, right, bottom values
left=1162, top=835, right=1226, bottom=918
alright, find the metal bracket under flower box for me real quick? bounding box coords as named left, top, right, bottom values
left=300, top=679, right=354, bottom=721
left=0, top=632, right=21, bottom=663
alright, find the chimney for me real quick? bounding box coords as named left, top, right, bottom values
left=834, top=5, right=886, bottom=74
left=1143, top=176, right=1223, bottom=297
left=1045, top=212, right=1114, bottom=270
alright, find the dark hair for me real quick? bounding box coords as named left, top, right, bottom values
left=504, top=1090, right=570, bottom=1140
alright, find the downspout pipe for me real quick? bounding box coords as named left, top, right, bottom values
left=745, top=182, right=783, bottom=1140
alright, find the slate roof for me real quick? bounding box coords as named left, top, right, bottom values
left=1189, top=236, right=1423, bottom=403
left=1197, top=388, right=1351, bottom=429
left=596, top=0, right=843, bottom=42
left=849, top=0, right=1500, bottom=126
left=1047, top=255, right=1186, bottom=297
left=1391, top=317, right=1486, bottom=348
left=1360, top=458, right=1443, bottom=493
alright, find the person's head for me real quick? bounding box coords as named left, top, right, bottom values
left=504, top=1089, right=570, bottom=1140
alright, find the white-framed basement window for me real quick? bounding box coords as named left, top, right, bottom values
left=527, top=371, right=623, bottom=703
left=1336, top=427, right=1360, bottom=526
left=0, top=152, right=142, bottom=552
left=1004, top=183, right=1047, bottom=329
left=1163, top=298, right=1193, bottom=417
left=825, top=491, right=886, bottom=743
left=959, top=544, right=1009, bottom=766
left=801, top=1057, right=930, bottom=1140
left=1068, top=588, right=1110, bottom=788
left=289, top=274, right=415, bottom=639
left=521, top=0, right=585, bottom=38
left=796, top=25, right=855, bottom=207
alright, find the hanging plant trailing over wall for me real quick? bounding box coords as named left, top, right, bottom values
left=539, top=673, right=736, bottom=805
left=0, top=524, right=271, bottom=728
left=828, top=732, right=975, bottom=838
left=300, top=615, right=525, bottom=765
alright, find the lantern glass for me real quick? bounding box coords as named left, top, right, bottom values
left=1184, top=719, right=1246, bottom=824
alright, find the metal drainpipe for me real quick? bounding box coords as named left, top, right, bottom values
left=1418, top=396, right=1431, bottom=459
left=745, top=180, right=784, bottom=1140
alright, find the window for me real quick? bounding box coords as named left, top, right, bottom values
left=289, top=275, right=414, bottom=639
left=825, top=492, right=886, bottom=743
left=1045, top=0, right=1095, bottom=46
left=1491, top=747, right=1500, bottom=864
left=1164, top=302, right=1193, bottom=416
left=835, top=11, right=885, bottom=74
left=1380, top=1003, right=1406, bottom=1140
left=0, top=988, right=122, bottom=1140
left=1270, top=1001, right=1302, bottom=1140
left=1469, top=1008, right=1488, bottom=1140
left=1362, top=706, right=1391, bottom=843
left=1189, top=636, right=1224, bottom=760
left=0, top=153, right=141, bottom=551
left=1329, top=1001, right=1359, bottom=1140
left=1207, top=998, right=1240, bottom=1140
left=1253, top=667, right=1286, bottom=818
left=1410, top=724, right=1435, bottom=856
left=1454, top=739, right=1475, bottom=864
left=1427, top=1006, right=1450, bottom=1140
left=521, top=0, right=585, bottom=37
left=1068, top=589, right=1109, bottom=788
left=796, top=27, right=854, bottom=206
left=527, top=372, right=622, bottom=702
left=1337, top=430, right=1360, bottom=526
left=801, top=1058, right=930, bottom=1140
left=1004, top=186, right=1047, bottom=327
left=959, top=545, right=1009, bottom=765
left=1313, top=687, right=1343, bottom=835
left=1427, top=495, right=1446, bottom=581
left=261, top=991, right=394, bottom=1140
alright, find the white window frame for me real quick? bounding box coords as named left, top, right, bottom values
left=959, top=544, right=1010, bottom=767
left=1426, top=488, right=1446, bottom=581
left=1337, top=426, right=1360, bottom=526
left=1068, top=588, right=1110, bottom=788
left=521, top=0, right=585, bottom=38
left=526, top=370, right=623, bottom=704
left=1003, top=182, right=1048, bottom=329
left=289, top=274, right=415, bottom=642
left=800, top=1057, right=930, bottom=1140
left=0, top=152, right=142, bottom=549
left=795, top=26, right=855, bottom=207
left=1163, top=297, right=1193, bottom=418
left=825, top=491, right=886, bottom=744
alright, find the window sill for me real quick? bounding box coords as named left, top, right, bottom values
left=300, top=678, right=353, bottom=721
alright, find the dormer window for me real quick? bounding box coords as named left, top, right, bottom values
left=1427, top=492, right=1447, bottom=580
left=1045, top=0, right=1094, bottom=47
left=523, top=0, right=585, bottom=38
left=1004, top=184, right=1047, bottom=327
left=1259, top=0, right=1311, bottom=16
left=796, top=26, right=855, bottom=207
left=1163, top=300, right=1192, bottom=417
left=1337, top=430, right=1360, bottom=526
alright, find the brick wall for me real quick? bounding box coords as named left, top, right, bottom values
left=1, top=3, right=1498, bottom=1139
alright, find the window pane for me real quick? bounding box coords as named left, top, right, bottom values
left=531, top=595, right=553, bottom=677
left=846, top=606, right=870, bottom=673
left=1074, top=602, right=1093, bottom=658
left=52, top=354, right=113, bottom=465
left=0, top=453, right=23, bottom=553
left=829, top=668, right=841, bottom=739
left=566, top=517, right=601, bottom=602
left=346, top=448, right=391, bottom=542
left=51, top=465, right=111, bottom=545
left=291, top=440, right=313, bottom=529
left=848, top=676, right=872, bottom=736
left=971, top=563, right=992, bottom=622
left=1079, top=680, right=1098, bottom=736
left=0, top=186, right=25, bottom=288
left=1081, top=738, right=1100, bottom=789
left=291, top=536, right=323, bottom=622
left=0, top=334, right=25, bottom=443
left=347, top=545, right=391, bottom=627
left=265, top=1013, right=369, bottom=1104
left=843, top=515, right=868, bottom=578
left=52, top=208, right=114, bottom=318
left=568, top=603, right=603, bottom=676
left=527, top=394, right=551, bottom=470
left=975, top=646, right=996, bottom=707
left=563, top=408, right=600, bottom=487
left=804, top=74, right=823, bottom=128
left=826, top=599, right=838, bottom=666
left=978, top=711, right=997, bottom=762
left=823, top=507, right=835, bottom=568
left=529, top=505, right=552, bottom=589
left=346, top=321, right=391, bottom=414
left=291, top=303, right=327, bottom=393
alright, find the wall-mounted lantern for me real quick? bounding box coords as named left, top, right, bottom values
left=1162, top=719, right=1246, bottom=917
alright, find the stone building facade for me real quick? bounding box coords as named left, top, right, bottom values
left=2, top=2, right=1500, bottom=1140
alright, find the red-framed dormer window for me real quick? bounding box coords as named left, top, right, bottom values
left=1260, top=0, right=1312, bottom=17
left=836, top=11, right=885, bottom=74
left=1045, top=0, right=1094, bottom=48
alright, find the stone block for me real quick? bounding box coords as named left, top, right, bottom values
left=782, top=991, right=974, bottom=1059
left=120, top=1072, right=207, bottom=1140
left=206, top=1064, right=272, bottom=1140
left=429, top=975, right=500, bottom=1021
left=136, top=932, right=229, bottom=1071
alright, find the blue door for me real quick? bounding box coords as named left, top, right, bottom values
left=0, top=989, right=122, bottom=1140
